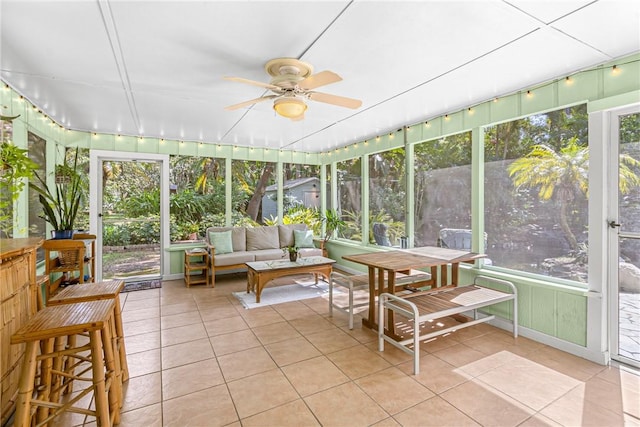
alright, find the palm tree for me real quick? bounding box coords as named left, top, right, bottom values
left=508, top=137, right=640, bottom=251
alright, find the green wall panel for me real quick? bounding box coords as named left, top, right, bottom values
left=489, top=95, right=519, bottom=125
left=178, top=141, right=198, bottom=156
left=136, top=138, right=159, bottom=154
left=604, top=61, right=640, bottom=94
left=442, top=111, right=464, bottom=135
left=114, top=135, right=137, bottom=152
left=530, top=287, right=557, bottom=336
left=516, top=284, right=532, bottom=329
left=556, top=292, right=587, bottom=346
left=158, top=139, right=179, bottom=155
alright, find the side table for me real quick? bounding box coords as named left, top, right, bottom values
left=184, top=249, right=209, bottom=287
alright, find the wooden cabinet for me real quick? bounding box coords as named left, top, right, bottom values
left=184, top=249, right=209, bottom=287
left=43, top=234, right=96, bottom=298
left=0, top=237, right=42, bottom=425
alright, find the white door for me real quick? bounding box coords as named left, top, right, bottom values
left=90, top=150, right=170, bottom=282
left=608, top=105, right=640, bottom=368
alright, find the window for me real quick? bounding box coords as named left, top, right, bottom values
left=324, top=164, right=332, bottom=211
left=26, top=132, right=46, bottom=261
left=414, top=132, right=472, bottom=248
left=0, top=119, right=15, bottom=237
left=337, top=157, right=361, bottom=241
left=169, top=155, right=225, bottom=242
left=369, top=148, right=405, bottom=247
left=231, top=160, right=275, bottom=224
left=484, top=104, right=588, bottom=282
left=264, top=163, right=320, bottom=227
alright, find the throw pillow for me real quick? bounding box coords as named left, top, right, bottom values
left=294, top=229, right=315, bottom=248
left=209, top=230, right=233, bottom=255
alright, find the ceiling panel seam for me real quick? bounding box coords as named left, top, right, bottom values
left=549, top=25, right=612, bottom=59
left=298, top=0, right=354, bottom=59
left=282, top=28, right=541, bottom=149
left=97, top=0, right=141, bottom=133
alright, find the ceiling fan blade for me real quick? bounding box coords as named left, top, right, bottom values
left=308, top=92, right=362, bottom=109
left=223, top=76, right=280, bottom=91
left=299, top=71, right=342, bottom=90
left=224, top=95, right=277, bottom=111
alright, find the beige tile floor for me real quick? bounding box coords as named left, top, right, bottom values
left=111, top=274, right=639, bottom=427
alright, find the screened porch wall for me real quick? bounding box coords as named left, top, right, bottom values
left=1, top=53, right=639, bottom=365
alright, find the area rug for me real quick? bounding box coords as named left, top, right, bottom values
left=233, top=278, right=338, bottom=309
left=122, top=279, right=162, bottom=293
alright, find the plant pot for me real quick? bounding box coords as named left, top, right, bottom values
left=289, top=252, right=298, bottom=262
left=51, top=230, right=73, bottom=239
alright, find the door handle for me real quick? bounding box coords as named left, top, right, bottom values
left=609, top=220, right=621, bottom=228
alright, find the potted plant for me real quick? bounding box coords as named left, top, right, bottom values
left=320, top=209, right=346, bottom=255
left=184, top=221, right=200, bottom=241
left=283, top=245, right=299, bottom=262
left=0, top=140, right=38, bottom=236
left=30, top=148, right=84, bottom=239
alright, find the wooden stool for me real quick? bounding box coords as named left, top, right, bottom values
left=11, top=300, right=122, bottom=427
left=48, top=280, right=129, bottom=383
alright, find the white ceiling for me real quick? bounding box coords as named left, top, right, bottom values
left=1, top=0, right=639, bottom=153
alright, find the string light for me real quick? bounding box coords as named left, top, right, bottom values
left=1, top=56, right=636, bottom=156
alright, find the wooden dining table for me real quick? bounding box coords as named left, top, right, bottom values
left=342, top=246, right=485, bottom=331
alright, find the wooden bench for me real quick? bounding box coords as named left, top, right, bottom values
left=329, top=269, right=432, bottom=329
left=378, top=275, right=517, bottom=374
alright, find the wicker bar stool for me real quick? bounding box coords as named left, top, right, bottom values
left=11, top=300, right=122, bottom=427
left=47, top=280, right=129, bottom=383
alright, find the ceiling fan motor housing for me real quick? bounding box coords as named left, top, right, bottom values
left=225, top=57, right=361, bottom=115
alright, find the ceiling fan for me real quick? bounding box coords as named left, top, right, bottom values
left=224, top=58, right=362, bottom=121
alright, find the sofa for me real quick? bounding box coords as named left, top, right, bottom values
left=205, top=224, right=323, bottom=286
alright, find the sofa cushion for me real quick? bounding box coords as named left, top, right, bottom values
left=231, top=227, right=246, bottom=252
left=208, top=230, right=233, bottom=255
left=206, top=226, right=246, bottom=252
left=278, top=224, right=307, bottom=248
left=213, top=251, right=255, bottom=267
left=250, top=249, right=287, bottom=262
left=246, top=226, right=280, bottom=251
left=294, top=229, right=315, bottom=248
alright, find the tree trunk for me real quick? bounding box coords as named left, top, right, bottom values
left=559, top=199, right=578, bottom=251
left=246, top=164, right=273, bottom=221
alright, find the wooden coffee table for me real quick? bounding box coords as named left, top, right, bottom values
left=246, top=256, right=335, bottom=303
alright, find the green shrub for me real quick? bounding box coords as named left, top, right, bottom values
left=103, top=216, right=160, bottom=245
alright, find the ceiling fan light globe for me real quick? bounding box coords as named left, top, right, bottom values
left=273, top=97, right=307, bottom=119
